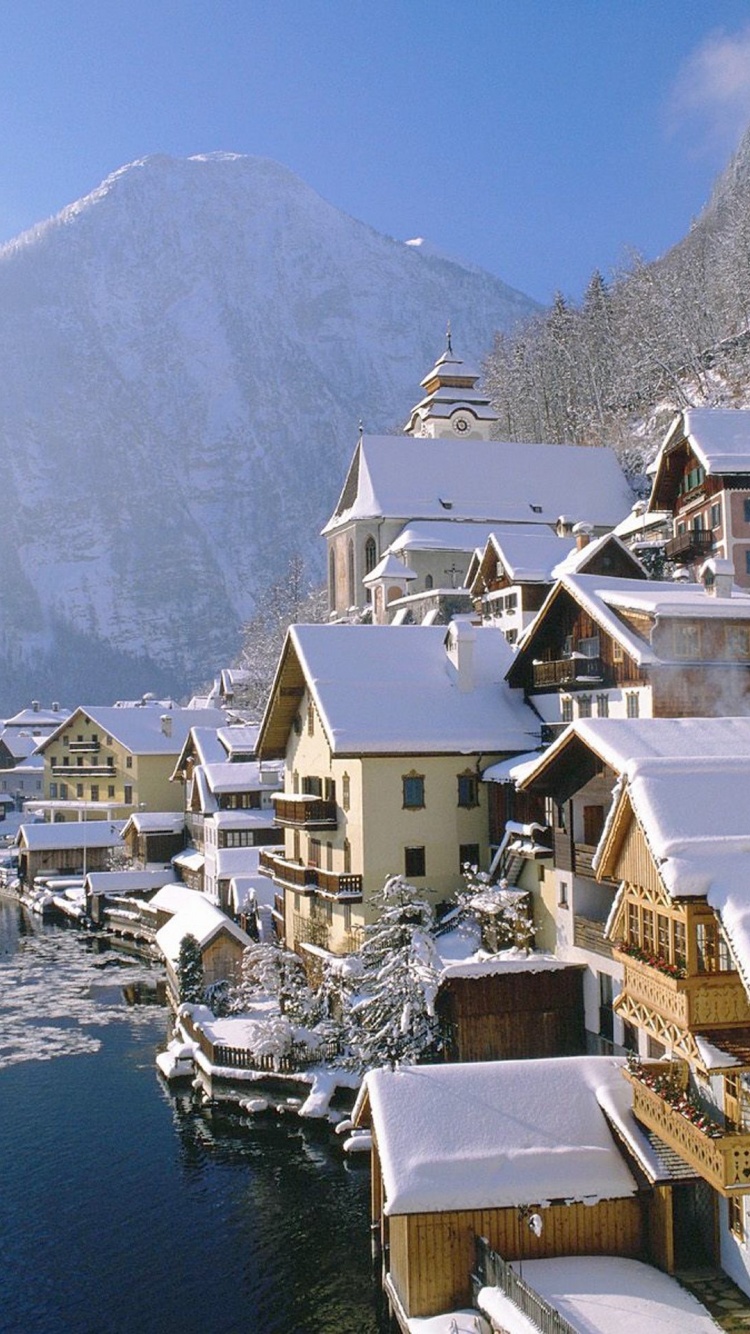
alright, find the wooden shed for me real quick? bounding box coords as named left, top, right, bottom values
left=436, top=958, right=585, bottom=1063
left=354, top=1057, right=657, bottom=1323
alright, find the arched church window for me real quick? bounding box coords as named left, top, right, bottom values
left=347, top=539, right=355, bottom=606
left=364, top=536, right=377, bottom=574
left=425, top=574, right=434, bottom=590
left=328, top=548, right=336, bottom=610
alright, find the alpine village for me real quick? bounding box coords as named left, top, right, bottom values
left=14, top=335, right=750, bottom=1334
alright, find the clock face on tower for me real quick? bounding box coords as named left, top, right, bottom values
left=453, top=415, right=470, bottom=434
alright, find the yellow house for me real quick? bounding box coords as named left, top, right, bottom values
left=255, top=620, right=538, bottom=957
left=34, top=704, right=227, bottom=821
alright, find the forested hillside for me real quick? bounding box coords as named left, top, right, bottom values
left=484, top=123, right=750, bottom=480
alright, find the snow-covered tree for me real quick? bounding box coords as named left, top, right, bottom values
left=176, top=933, right=204, bottom=1004
left=228, top=939, right=318, bottom=1026
left=349, top=875, right=443, bottom=1071
left=457, top=865, right=534, bottom=953
left=234, top=554, right=327, bottom=714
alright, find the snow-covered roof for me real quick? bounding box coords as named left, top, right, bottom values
left=150, top=883, right=206, bottom=914
left=479, top=1257, right=718, bottom=1334
left=86, top=869, right=176, bottom=895
left=363, top=553, right=417, bottom=585
left=40, top=705, right=228, bottom=756
left=491, top=527, right=577, bottom=582
left=215, top=847, right=264, bottom=878
left=202, top=761, right=271, bottom=794
left=357, top=1056, right=641, bottom=1214
left=390, top=520, right=502, bottom=557
left=482, top=751, right=547, bottom=784
left=4, top=706, right=70, bottom=728
left=216, top=724, right=259, bottom=758
left=665, top=406, right=750, bottom=474
left=172, top=848, right=205, bottom=872
left=261, top=622, right=538, bottom=757
left=324, top=437, right=633, bottom=534
left=16, top=820, right=124, bottom=850
left=155, top=895, right=251, bottom=963
left=0, top=728, right=46, bottom=760
left=121, top=811, right=185, bottom=836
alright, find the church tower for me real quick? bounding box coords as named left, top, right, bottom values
left=403, top=327, right=499, bottom=440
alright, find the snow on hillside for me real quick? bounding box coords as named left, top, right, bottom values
left=0, top=153, right=537, bottom=711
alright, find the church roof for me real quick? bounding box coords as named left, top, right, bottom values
left=323, top=437, right=634, bottom=534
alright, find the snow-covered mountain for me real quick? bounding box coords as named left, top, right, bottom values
left=0, top=153, right=537, bottom=712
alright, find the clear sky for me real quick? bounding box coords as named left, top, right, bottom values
left=3, top=1, right=750, bottom=304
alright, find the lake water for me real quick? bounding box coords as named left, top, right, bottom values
left=0, top=899, right=383, bottom=1334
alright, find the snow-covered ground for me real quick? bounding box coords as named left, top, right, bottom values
left=478, top=1257, right=719, bottom=1333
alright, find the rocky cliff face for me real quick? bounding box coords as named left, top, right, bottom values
left=0, top=153, right=537, bottom=712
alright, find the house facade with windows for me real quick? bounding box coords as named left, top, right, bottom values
left=648, top=407, right=750, bottom=587
left=255, top=620, right=537, bottom=958
left=516, top=717, right=750, bottom=1055
left=323, top=342, right=634, bottom=620
left=595, top=754, right=750, bottom=1295
left=507, top=568, right=750, bottom=735
left=33, top=704, right=227, bottom=821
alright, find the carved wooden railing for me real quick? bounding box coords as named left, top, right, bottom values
left=613, top=950, right=750, bottom=1030
left=624, top=1065, right=750, bottom=1194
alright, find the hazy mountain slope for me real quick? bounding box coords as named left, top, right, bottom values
left=0, top=153, right=537, bottom=712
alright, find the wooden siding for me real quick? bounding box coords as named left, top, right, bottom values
left=389, top=1197, right=644, bottom=1318
left=616, top=819, right=665, bottom=900
left=436, top=968, right=585, bottom=1063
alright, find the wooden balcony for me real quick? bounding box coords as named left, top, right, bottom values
left=68, top=741, right=100, bottom=754
left=665, top=529, right=714, bottom=563
left=573, top=915, right=613, bottom=958
left=272, top=794, right=338, bottom=829
left=532, top=655, right=609, bottom=690
left=574, top=842, right=598, bottom=877
left=613, top=950, right=750, bottom=1032
left=624, top=1064, right=750, bottom=1195
left=52, top=764, right=115, bottom=777
left=258, top=849, right=363, bottom=899
left=553, top=832, right=598, bottom=878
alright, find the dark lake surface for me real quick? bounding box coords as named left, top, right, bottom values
left=0, top=898, right=381, bottom=1334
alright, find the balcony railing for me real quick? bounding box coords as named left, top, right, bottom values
left=52, top=764, right=115, bottom=777
left=613, top=949, right=750, bottom=1031
left=272, top=795, right=338, bottom=829
left=259, top=849, right=363, bottom=899
left=532, top=655, right=608, bottom=689
left=67, top=741, right=100, bottom=754
left=624, top=1063, right=750, bottom=1194
left=573, top=915, right=613, bottom=958
left=665, top=529, right=714, bottom=562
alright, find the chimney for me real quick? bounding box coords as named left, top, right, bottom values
left=52, top=702, right=59, bottom=712
left=445, top=618, right=476, bottom=693
left=31, top=700, right=39, bottom=712
left=700, top=557, right=734, bottom=599
left=573, top=521, right=594, bottom=551
left=160, top=713, right=173, bottom=738
left=556, top=516, right=573, bottom=537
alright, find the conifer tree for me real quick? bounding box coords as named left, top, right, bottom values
left=176, top=933, right=204, bottom=1004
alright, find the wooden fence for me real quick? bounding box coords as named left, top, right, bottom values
left=472, top=1235, right=578, bottom=1334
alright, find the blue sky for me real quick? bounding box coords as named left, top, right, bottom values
left=3, top=2, right=750, bottom=303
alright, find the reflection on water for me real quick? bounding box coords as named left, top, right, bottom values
left=0, top=899, right=382, bottom=1334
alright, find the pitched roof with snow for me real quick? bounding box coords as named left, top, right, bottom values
left=16, top=820, right=125, bottom=850
left=258, top=622, right=539, bottom=758
left=155, top=895, right=251, bottom=963
left=324, top=437, right=634, bottom=534
left=356, top=1056, right=641, bottom=1214
left=665, top=407, right=750, bottom=474
left=39, top=706, right=228, bottom=757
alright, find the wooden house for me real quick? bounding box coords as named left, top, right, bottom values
left=353, top=1056, right=669, bottom=1325
left=15, top=818, right=124, bottom=885
left=596, top=754, right=750, bottom=1294
left=435, top=955, right=585, bottom=1062
left=153, top=886, right=252, bottom=1008
left=648, top=407, right=750, bottom=587
left=507, top=569, right=750, bottom=734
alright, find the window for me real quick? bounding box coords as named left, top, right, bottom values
left=729, top=1194, right=744, bottom=1242
left=459, top=843, right=480, bottom=871
left=124, top=785, right=132, bottom=804
left=77, top=757, right=83, bottom=767
left=578, top=635, right=600, bottom=659
left=561, top=696, right=574, bottom=723
left=343, top=839, right=351, bottom=874
left=673, top=920, right=686, bottom=970
left=343, top=902, right=352, bottom=932
left=424, top=574, right=433, bottom=590
left=612, top=641, right=624, bottom=663
left=402, top=773, right=425, bottom=809
left=302, top=775, right=322, bottom=797
left=577, top=695, right=592, bottom=718
left=626, top=692, right=639, bottom=718
left=711, top=502, right=722, bottom=529
left=328, top=548, right=336, bottom=608
left=657, top=914, right=670, bottom=959
left=307, top=700, right=315, bottom=736
left=457, top=772, right=479, bottom=807
left=92, top=733, right=98, bottom=744
left=558, top=880, right=569, bottom=908
left=49, top=783, right=57, bottom=798
left=364, top=536, right=377, bottom=574
left=596, top=693, right=609, bottom=717
left=76, top=783, right=83, bottom=797
left=697, top=920, right=735, bottom=973
left=745, top=550, right=750, bottom=578
left=126, top=756, right=133, bottom=769
left=323, top=777, right=335, bottom=803
left=744, top=497, right=750, bottom=524
left=673, top=623, right=701, bottom=658
left=583, top=805, right=605, bottom=846
left=642, top=908, right=654, bottom=954
left=404, top=846, right=426, bottom=878
left=627, top=902, right=639, bottom=946
left=326, top=842, right=333, bottom=871
left=342, top=772, right=350, bottom=811
left=347, top=538, right=355, bottom=605
left=108, top=785, right=115, bottom=799
left=90, top=785, right=99, bottom=802
left=309, top=838, right=321, bottom=868
left=506, top=629, right=518, bottom=645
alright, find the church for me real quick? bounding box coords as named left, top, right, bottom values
left=322, top=334, right=634, bottom=623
